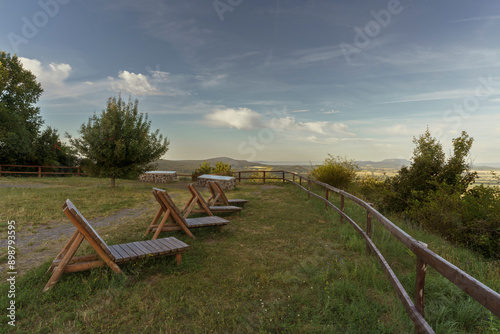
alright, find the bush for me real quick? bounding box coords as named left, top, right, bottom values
left=310, top=155, right=358, bottom=190
left=405, top=184, right=500, bottom=258
left=352, top=175, right=391, bottom=205
left=192, top=161, right=234, bottom=180
left=213, top=161, right=234, bottom=176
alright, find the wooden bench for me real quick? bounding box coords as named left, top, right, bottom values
left=207, top=181, right=249, bottom=207
left=144, top=188, right=229, bottom=239
left=43, top=199, right=189, bottom=292
left=182, top=183, right=242, bottom=216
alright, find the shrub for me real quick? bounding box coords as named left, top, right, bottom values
left=213, top=161, right=234, bottom=176
left=192, top=161, right=213, bottom=177
left=192, top=161, right=234, bottom=180
left=310, top=155, right=358, bottom=190
left=405, top=184, right=500, bottom=258
left=353, top=175, right=391, bottom=205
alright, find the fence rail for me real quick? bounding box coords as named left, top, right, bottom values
left=0, top=164, right=87, bottom=177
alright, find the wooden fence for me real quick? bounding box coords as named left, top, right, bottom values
left=0, top=164, right=86, bottom=177
left=213, top=170, right=499, bottom=334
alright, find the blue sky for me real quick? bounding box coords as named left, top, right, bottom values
left=1, top=0, right=500, bottom=163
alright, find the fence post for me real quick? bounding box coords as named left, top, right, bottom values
left=325, top=188, right=329, bottom=210
left=282, top=171, right=285, bottom=183
left=263, top=171, right=266, bottom=184
left=340, top=193, right=345, bottom=224
left=307, top=180, right=311, bottom=200
left=415, top=242, right=429, bottom=319
left=0, top=165, right=2, bottom=177
left=238, top=171, right=241, bottom=184
left=299, top=176, right=302, bottom=186
left=77, top=167, right=81, bottom=177
left=38, top=166, right=42, bottom=178
left=366, top=203, right=374, bottom=255
left=292, top=174, right=295, bottom=183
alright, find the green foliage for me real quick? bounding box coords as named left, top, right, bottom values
left=353, top=175, right=391, bottom=205
left=33, top=127, right=77, bottom=166
left=0, top=51, right=43, bottom=164
left=213, top=161, right=234, bottom=176
left=192, top=160, right=234, bottom=179
left=192, top=161, right=213, bottom=178
left=406, top=184, right=500, bottom=258
left=310, top=155, right=359, bottom=190
left=384, top=129, right=476, bottom=212
left=70, top=96, right=169, bottom=187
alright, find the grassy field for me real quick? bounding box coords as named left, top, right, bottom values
left=0, top=177, right=499, bottom=333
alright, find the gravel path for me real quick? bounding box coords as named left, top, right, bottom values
left=1, top=203, right=154, bottom=276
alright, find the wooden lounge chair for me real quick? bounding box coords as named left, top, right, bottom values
left=207, top=181, right=248, bottom=207
left=44, top=199, right=189, bottom=292
left=144, top=188, right=229, bottom=239
left=182, top=183, right=242, bottom=216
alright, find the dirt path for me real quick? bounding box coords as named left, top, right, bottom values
left=1, top=204, right=153, bottom=277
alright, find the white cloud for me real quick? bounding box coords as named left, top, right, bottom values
left=19, top=57, right=71, bottom=90
left=205, top=108, right=262, bottom=130
left=323, top=109, right=340, bottom=114
left=267, top=116, right=354, bottom=136
left=109, top=70, right=164, bottom=96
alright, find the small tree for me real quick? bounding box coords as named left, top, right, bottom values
left=310, top=155, right=359, bottom=189
left=70, top=96, right=169, bottom=187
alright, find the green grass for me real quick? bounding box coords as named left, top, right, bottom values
left=0, top=178, right=499, bottom=333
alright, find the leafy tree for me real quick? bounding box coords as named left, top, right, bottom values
left=310, top=155, right=359, bottom=189
left=33, top=127, right=77, bottom=167
left=70, top=96, right=169, bottom=187
left=384, top=129, right=477, bottom=212
left=0, top=51, right=43, bottom=164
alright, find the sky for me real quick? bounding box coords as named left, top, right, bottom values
left=1, top=0, right=500, bottom=163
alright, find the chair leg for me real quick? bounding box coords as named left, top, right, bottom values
left=176, top=253, right=182, bottom=265
left=145, top=207, right=164, bottom=236
left=152, top=209, right=170, bottom=240
left=43, top=233, right=84, bottom=292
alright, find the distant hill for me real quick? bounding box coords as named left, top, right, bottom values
left=356, top=159, right=411, bottom=169
left=152, top=157, right=266, bottom=174
left=472, top=163, right=500, bottom=170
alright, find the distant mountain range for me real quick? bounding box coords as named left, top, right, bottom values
left=153, top=157, right=499, bottom=174
left=356, top=159, right=411, bottom=169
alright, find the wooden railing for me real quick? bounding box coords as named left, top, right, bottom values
left=0, top=164, right=87, bottom=178
left=198, top=170, right=499, bottom=334
left=177, top=170, right=287, bottom=182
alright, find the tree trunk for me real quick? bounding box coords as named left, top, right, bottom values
left=111, top=177, right=115, bottom=188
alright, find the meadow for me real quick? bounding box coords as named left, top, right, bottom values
left=0, top=176, right=499, bottom=333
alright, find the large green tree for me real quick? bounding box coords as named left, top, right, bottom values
left=0, top=51, right=44, bottom=164
left=70, top=96, right=169, bottom=187
left=384, top=129, right=477, bottom=212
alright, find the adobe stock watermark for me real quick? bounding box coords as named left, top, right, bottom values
left=6, top=220, right=17, bottom=327
left=340, top=0, right=404, bottom=64
left=213, top=0, right=243, bottom=22
left=237, top=107, right=288, bottom=161
left=7, top=0, right=71, bottom=53
left=437, top=74, right=500, bottom=140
